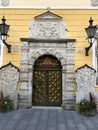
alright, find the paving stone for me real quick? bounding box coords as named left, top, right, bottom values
left=66, top=118, right=76, bottom=127
left=36, top=122, right=47, bottom=130
left=40, top=110, right=48, bottom=121
left=48, top=120, right=57, bottom=127
left=87, top=129, right=98, bottom=130
left=2, top=120, right=17, bottom=130
left=58, top=123, right=67, bottom=130
left=29, top=117, right=39, bottom=125
left=26, top=124, right=37, bottom=130
left=48, top=110, right=56, bottom=119
left=76, top=122, right=88, bottom=130
left=21, top=113, right=32, bottom=121
left=67, top=128, right=78, bottom=130
left=33, top=110, right=41, bottom=117
left=64, top=111, right=73, bottom=119
left=0, top=124, right=4, bottom=130
left=57, top=109, right=65, bottom=123
left=0, top=108, right=98, bottom=130
left=12, top=112, right=22, bottom=120
left=47, top=126, right=57, bottom=130
left=83, top=120, right=96, bottom=129
left=15, top=120, right=29, bottom=130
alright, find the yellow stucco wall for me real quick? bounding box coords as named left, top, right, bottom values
left=0, top=9, right=98, bottom=70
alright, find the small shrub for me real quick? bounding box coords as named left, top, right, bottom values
left=76, top=92, right=96, bottom=115
left=0, top=91, right=14, bottom=112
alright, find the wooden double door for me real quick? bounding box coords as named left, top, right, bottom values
left=33, top=55, right=62, bottom=106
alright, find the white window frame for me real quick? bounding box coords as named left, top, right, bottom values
left=92, top=39, right=97, bottom=70
left=0, top=40, right=4, bottom=67
left=92, top=38, right=98, bottom=85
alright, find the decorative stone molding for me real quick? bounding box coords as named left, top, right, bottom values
left=76, top=64, right=96, bottom=103
left=1, top=0, right=9, bottom=6
left=0, top=62, right=19, bottom=109
left=91, top=0, right=98, bottom=6
left=19, top=11, right=76, bottom=110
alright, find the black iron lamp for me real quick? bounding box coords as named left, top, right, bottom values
left=0, top=16, right=11, bottom=53
left=85, top=17, right=96, bottom=56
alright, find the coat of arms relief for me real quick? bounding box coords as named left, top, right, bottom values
left=29, top=11, right=66, bottom=39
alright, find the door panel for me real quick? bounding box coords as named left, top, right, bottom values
left=33, top=71, right=46, bottom=105
left=48, top=70, right=62, bottom=106
left=33, top=55, right=62, bottom=106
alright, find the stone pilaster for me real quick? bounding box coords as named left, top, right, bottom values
left=19, top=42, right=30, bottom=108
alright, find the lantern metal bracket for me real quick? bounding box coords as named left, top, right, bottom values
left=85, top=42, right=92, bottom=56
left=3, top=40, right=11, bottom=53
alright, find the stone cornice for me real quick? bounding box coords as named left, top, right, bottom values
left=20, top=38, right=76, bottom=43
left=0, top=6, right=98, bottom=9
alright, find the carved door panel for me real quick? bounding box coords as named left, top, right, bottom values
left=48, top=70, right=62, bottom=106
left=33, top=55, right=62, bottom=106
left=33, top=70, right=46, bottom=105
left=33, top=70, right=62, bottom=106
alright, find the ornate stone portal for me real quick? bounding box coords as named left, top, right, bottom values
left=20, top=11, right=76, bottom=110
left=76, top=64, right=96, bottom=103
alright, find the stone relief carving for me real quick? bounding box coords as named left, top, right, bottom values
left=91, top=0, right=98, bottom=6
left=29, top=11, right=66, bottom=39
left=38, top=21, right=59, bottom=39
left=0, top=63, right=19, bottom=109
left=1, top=0, right=9, bottom=6
left=30, top=21, right=66, bottom=39
left=76, top=65, right=96, bottom=103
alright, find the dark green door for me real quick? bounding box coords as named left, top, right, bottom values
left=33, top=55, right=62, bottom=106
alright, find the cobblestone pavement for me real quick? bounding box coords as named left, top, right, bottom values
left=0, top=108, right=98, bottom=130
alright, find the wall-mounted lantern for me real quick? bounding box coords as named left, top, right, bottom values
left=0, top=16, right=11, bottom=53
left=85, top=17, right=96, bottom=56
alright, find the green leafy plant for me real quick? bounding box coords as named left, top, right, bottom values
left=76, top=92, right=96, bottom=115
left=0, top=91, right=14, bottom=112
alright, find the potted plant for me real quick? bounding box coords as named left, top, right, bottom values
left=76, top=92, right=96, bottom=116
left=0, top=91, right=14, bottom=112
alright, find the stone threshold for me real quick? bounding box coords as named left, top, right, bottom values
left=32, top=106, right=62, bottom=109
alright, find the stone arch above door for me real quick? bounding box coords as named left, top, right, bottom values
left=19, top=11, right=76, bottom=110
left=29, top=48, right=66, bottom=70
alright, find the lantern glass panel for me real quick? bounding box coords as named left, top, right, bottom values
left=85, top=26, right=96, bottom=38
left=0, top=24, right=9, bottom=36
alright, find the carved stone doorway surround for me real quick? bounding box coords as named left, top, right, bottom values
left=19, top=11, right=76, bottom=110
left=19, top=38, right=75, bottom=109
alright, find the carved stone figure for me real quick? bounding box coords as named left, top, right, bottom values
left=76, top=64, right=96, bottom=103
left=91, top=0, right=98, bottom=6
left=1, top=0, right=9, bottom=6
left=0, top=63, right=19, bottom=109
